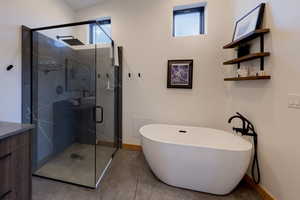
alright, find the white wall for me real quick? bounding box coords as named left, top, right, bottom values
left=0, top=0, right=75, bottom=122
left=76, top=0, right=234, bottom=145
left=1, top=0, right=299, bottom=199
left=229, top=1, right=300, bottom=200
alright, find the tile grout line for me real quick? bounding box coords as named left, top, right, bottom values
left=134, top=174, right=140, bottom=200
left=133, top=160, right=141, bottom=200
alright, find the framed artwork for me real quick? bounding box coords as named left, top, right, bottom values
left=167, top=60, right=193, bottom=89
left=233, top=3, right=265, bottom=42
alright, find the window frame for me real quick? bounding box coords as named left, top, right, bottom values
left=173, top=7, right=205, bottom=37
left=89, top=19, right=112, bottom=44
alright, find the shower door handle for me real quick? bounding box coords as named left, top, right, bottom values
left=95, top=106, right=103, bottom=124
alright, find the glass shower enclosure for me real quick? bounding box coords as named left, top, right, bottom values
left=28, top=21, right=119, bottom=188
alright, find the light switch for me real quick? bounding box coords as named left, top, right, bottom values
left=288, top=94, right=300, bottom=109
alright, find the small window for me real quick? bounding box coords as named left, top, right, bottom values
left=173, top=6, right=205, bottom=37
left=90, top=19, right=112, bottom=44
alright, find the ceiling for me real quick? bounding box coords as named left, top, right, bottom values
left=63, top=0, right=106, bottom=11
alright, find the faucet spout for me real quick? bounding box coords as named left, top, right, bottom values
left=228, top=113, right=248, bottom=135
left=228, top=115, right=243, bottom=124
left=228, top=113, right=257, bottom=136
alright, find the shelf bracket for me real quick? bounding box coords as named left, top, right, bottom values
left=260, top=35, right=265, bottom=71
left=237, top=50, right=241, bottom=69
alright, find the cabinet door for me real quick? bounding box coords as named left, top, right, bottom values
left=0, top=152, right=12, bottom=200
left=10, top=133, right=31, bottom=200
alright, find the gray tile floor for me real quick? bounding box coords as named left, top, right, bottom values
left=33, top=150, right=262, bottom=200
left=35, top=143, right=116, bottom=187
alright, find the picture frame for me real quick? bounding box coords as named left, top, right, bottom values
left=167, top=60, right=193, bottom=89
left=232, top=3, right=265, bottom=42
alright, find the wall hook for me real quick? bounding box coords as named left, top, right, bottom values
left=6, top=65, right=14, bottom=71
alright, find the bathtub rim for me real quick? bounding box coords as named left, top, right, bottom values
left=140, top=124, right=253, bottom=152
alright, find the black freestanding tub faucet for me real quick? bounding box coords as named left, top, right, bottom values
left=228, top=112, right=260, bottom=184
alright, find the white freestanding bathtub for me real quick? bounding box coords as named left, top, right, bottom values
left=140, top=124, right=252, bottom=195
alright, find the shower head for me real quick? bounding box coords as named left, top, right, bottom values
left=56, top=35, right=84, bottom=46
left=62, top=38, right=84, bottom=46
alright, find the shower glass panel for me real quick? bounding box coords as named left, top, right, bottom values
left=31, top=23, right=118, bottom=188
left=94, top=23, right=118, bottom=182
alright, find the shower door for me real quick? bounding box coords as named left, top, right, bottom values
left=94, top=23, right=119, bottom=184
left=30, top=23, right=118, bottom=188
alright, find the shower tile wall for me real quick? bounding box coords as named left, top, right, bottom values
left=36, top=33, right=78, bottom=165
left=35, top=33, right=90, bottom=165
left=74, top=49, right=96, bottom=96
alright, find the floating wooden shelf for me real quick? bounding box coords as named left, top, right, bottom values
left=224, top=76, right=271, bottom=81
left=223, top=29, right=270, bottom=49
left=223, top=28, right=271, bottom=81
left=223, top=52, right=270, bottom=65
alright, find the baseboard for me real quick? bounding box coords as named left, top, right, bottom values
left=97, top=141, right=142, bottom=151
left=122, top=144, right=142, bottom=151
left=96, top=140, right=115, bottom=148
left=243, top=175, right=275, bottom=200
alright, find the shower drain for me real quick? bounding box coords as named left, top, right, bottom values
left=70, top=153, right=84, bottom=160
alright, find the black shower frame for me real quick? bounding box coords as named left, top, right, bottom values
left=89, top=19, right=112, bottom=44
left=22, top=20, right=123, bottom=189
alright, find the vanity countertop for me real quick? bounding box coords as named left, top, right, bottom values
left=0, top=121, right=34, bottom=140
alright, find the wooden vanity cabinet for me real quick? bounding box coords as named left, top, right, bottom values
left=0, top=131, right=31, bottom=200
